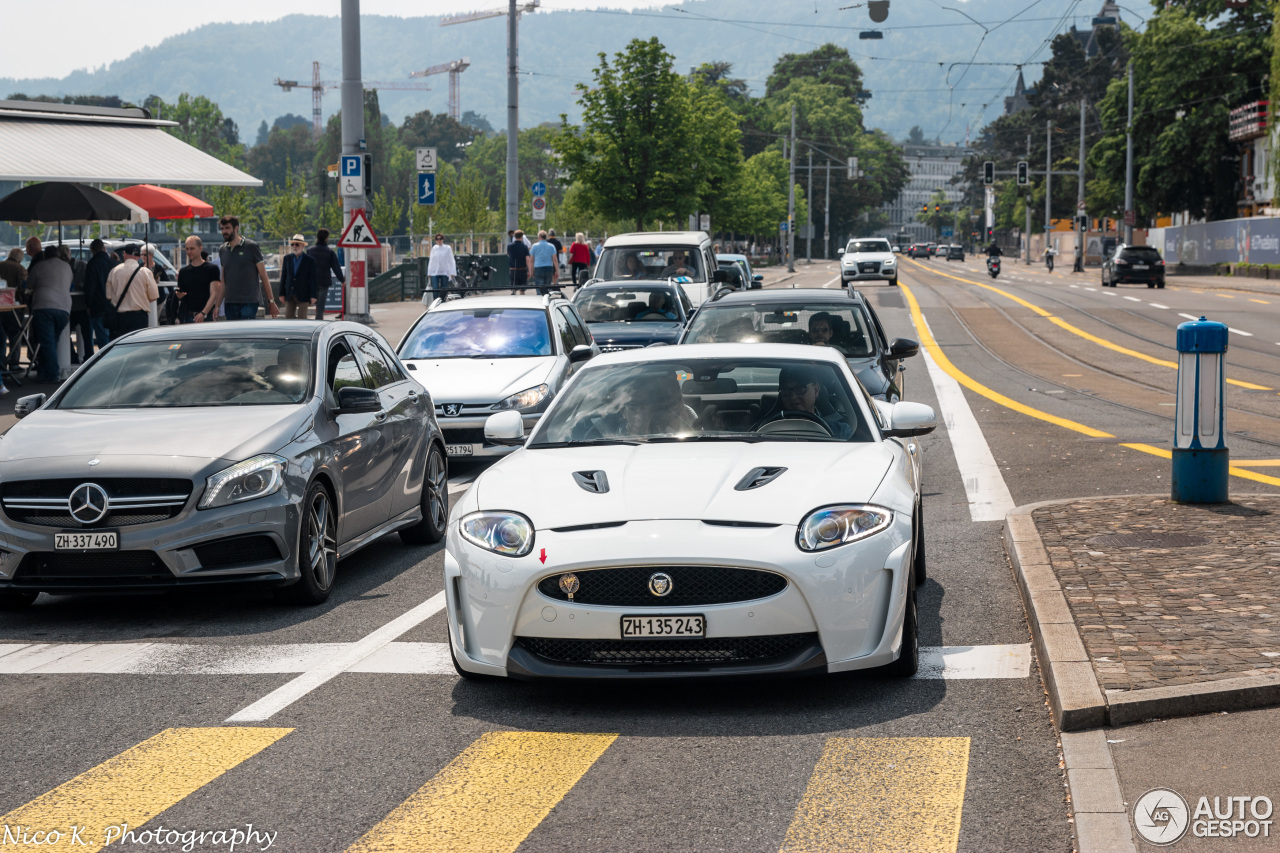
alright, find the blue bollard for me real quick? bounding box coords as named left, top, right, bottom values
left=1172, top=316, right=1229, bottom=503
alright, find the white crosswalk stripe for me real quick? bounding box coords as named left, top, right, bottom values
left=0, top=641, right=1030, bottom=679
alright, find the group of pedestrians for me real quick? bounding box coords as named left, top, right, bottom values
left=422, top=228, right=605, bottom=300
left=0, top=216, right=349, bottom=387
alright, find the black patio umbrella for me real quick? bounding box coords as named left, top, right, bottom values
left=0, top=181, right=132, bottom=226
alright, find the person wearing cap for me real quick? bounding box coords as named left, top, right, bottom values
left=278, top=234, right=317, bottom=320
left=105, top=244, right=159, bottom=340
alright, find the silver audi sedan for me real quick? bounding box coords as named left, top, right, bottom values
left=0, top=321, right=448, bottom=609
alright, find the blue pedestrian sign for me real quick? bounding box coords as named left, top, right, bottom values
left=340, top=155, right=364, bottom=198
left=418, top=172, right=436, bottom=206
left=531, top=181, right=547, bottom=197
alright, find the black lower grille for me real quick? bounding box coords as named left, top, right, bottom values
left=15, top=551, right=171, bottom=581
left=537, top=566, right=787, bottom=606
left=516, top=633, right=817, bottom=666
left=7, top=510, right=177, bottom=528
left=193, top=535, right=282, bottom=569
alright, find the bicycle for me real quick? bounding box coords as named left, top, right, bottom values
left=451, top=254, right=499, bottom=298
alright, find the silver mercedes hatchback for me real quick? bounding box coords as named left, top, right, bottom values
left=0, top=321, right=448, bottom=609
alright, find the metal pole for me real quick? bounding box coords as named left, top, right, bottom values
left=806, top=149, right=813, bottom=264
left=506, top=0, right=519, bottom=234
left=1124, top=62, right=1134, bottom=245
left=1076, top=97, right=1086, bottom=273
left=1044, top=120, right=1052, bottom=250
left=787, top=103, right=796, bottom=273
left=1025, top=133, right=1032, bottom=265
left=824, top=163, right=831, bottom=260
left=341, top=0, right=370, bottom=323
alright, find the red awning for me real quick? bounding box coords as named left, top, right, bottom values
left=113, top=184, right=214, bottom=220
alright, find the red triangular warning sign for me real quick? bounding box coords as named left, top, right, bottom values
left=338, top=208, right=381, bottom=249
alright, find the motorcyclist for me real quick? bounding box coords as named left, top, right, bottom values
left=985, top=242, right=1003, bottom=257
left=1045, top=245, right=1057, bottom=272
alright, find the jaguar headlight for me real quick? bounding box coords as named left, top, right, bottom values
left=200, top=454, right=286, bottom=509
left=492, top=384, right=550, bottom=412
left=797, top=505, right=892, bottom=551
left=460, top=511, right=535, bottom=557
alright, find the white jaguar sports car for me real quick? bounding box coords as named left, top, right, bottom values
left=444, top=343, right=936, bottom=679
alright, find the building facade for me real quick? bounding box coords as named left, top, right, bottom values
left=880, top=142, right=972, bottom=243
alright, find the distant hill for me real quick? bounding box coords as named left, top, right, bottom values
left=0, top=1, right=1108, bottom=144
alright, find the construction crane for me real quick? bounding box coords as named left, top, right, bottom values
left=274, top=61, right=432, bottom=138
left=440, top=0, right=539, bottom=27
left=409, top=59, right=471, bottom=121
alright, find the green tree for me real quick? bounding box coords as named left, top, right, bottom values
left=399, top=110, right=480, bottom=168
left=766, top=44, right=867, bottom=104
left=246, top=124, right=317, bottom=190
left=370, top=186, right=407, bottom=238
left=555, top=38, right=705, bottom=230
left=261, top=158, right=309, bottom=241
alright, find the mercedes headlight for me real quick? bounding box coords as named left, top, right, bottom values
left=492, top=384, right=550, bottom=412
left=200, top=454, right=286, bottom=509
left=460, top=511, right=535, bottom=557
left=797, top=505, right=892, bottom=551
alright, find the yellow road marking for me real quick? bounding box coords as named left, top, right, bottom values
left=1250, top=298, right=1271, bottom=304
left=899, top=281, right=1280, bottom=488
left=0, top=727, right=290, bottom=852
left=1226, top=459, right=1280, bottom=467
left=1216, top=293, right=1236, bottom=298
left=907, top=259, right=1272, bottom=390
left=346, top=732, right=616, bottom=853
left=780, top=737, right=970, bottom=853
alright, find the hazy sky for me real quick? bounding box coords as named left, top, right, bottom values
left=1, top=1, right=666, bottom=80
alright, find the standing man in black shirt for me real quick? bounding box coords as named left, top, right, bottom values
left=306, top=229, right=344, bottom=321
left=177, top=236, right=222, bottom=324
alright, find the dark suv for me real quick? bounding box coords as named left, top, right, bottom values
left=1102, top=244, right=1165, bottom=288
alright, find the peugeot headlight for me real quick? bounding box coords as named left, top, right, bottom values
left=460, top=511, right=535, bottom=557
left=199, top=454, right=286, bottom=509
left=797, top=505, right=892, bottom=551
left=492, top=384, right=550, bottom=412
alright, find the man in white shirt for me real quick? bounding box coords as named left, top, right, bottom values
left=104, top=244, right=159, bottom=339
left=427, top=233, right=457, bottom=301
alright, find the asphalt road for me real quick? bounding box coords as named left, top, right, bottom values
left=7, top=262, right=1277, bottom=852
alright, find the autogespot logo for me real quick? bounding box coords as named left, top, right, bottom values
left=1134, top=789, right=1190, bottom=846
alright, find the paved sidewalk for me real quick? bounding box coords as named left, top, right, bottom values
left=1007, top=495, right=1280, bottom=731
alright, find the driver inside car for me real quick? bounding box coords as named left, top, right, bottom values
left=753, top=365, right=853, bottom=439
left=661, top=251, right=695, bottom=279
left=646, top=291, right=678, bottom=320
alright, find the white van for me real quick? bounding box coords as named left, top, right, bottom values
left=587, top=231, right=729, bottom=306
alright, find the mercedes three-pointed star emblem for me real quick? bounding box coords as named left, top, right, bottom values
left=68, top=483, right=110, bottom=525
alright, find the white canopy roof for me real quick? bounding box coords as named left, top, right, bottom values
left=0, top=101, right=261, bottom=187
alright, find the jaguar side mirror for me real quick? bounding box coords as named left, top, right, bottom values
left=883, top=402, right=936, bottom=438
left=484, top=410, right=526, bottom=446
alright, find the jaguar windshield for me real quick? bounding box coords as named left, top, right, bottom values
left=57, top=339, right=313, bottom=408
left=682, top=303, right=876, bottom=358
left=594, top=248, right=706, bottom=282
left=399, top=308, right=553, bottom=359
left=530, top=358, right=872, bottom=446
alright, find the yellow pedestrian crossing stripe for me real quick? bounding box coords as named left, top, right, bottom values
left=1, top=730, right=973, bottom=852
left=345, top=732, right=617, bottom=853
left=780, top=737, right=971, bottom=853
left=0, top=727, right=290, bottom=852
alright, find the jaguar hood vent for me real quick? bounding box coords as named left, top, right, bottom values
left=734, top=466, right=787, bottom=491
left=572, top=470, right=610, bottom=493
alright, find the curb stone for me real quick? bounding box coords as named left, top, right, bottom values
left=1005, top=494, right=1280, bottom=730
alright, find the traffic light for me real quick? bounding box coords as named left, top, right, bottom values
left=934, top=204, right=941, bottom=213
left=847, top=156, right=858, bottom=179
left=1017, top=161, right=1029, bottom=185
left=983, top=161, right=995, bottom=185
left=921, top=204, right=929, bottom=215
left=986, top=227, right=993, bottom=241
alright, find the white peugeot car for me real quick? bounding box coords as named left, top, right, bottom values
left=444, top=343, right=936, bottom=680
left=840, top=237, right=898, bottom=286
left=397, top=295, right=599, bottom=459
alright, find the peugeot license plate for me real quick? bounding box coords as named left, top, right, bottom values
left=54, top=530, right=118, bottom=550
left=621, top=614, right=705, bottom=638
left=446, top=444, right=474, bottom=457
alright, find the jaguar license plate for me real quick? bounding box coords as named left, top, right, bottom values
left=621, top=614, right=706, bottom=638
left=54, top=530, right=118, bottom=550
left=446, top=444, right=474, bottom=457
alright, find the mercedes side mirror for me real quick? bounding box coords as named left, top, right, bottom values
left=569, top=344, right=595, bottom=364
left=335, top=386, right=381, bottom=414
left=888, top=337, right=920, bottom=359
left=13, top=393, right=46, bottom=419
left=484, top=410, right=526, bottom=446
left=883, top=402, right=936, bottom=438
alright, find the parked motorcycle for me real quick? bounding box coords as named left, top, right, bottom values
left=987, top=256, right=1001, bottom=279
